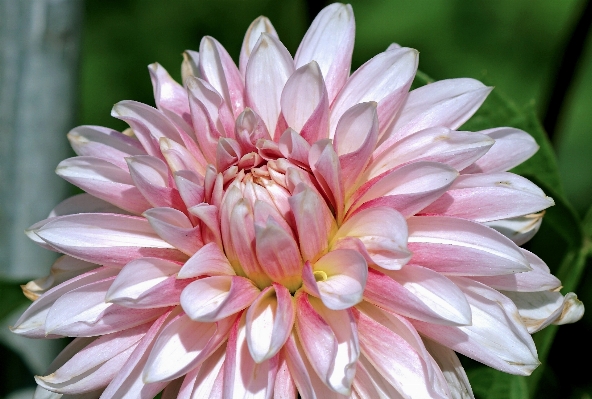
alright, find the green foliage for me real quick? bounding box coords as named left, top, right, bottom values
left=0, top=280, right=29, bottom=322
left=468, top=368, right=528, bottom=399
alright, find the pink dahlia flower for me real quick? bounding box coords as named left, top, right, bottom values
left=13, top=3, right=584, bottom=398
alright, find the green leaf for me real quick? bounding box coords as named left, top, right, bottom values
left=468, top=368, right=528, bottom=399
left=583, top=204, right=592, bottom=246
left=0, top=280, right=29, bottom=322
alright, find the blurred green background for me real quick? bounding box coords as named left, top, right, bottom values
left=2, top=0, right=592, bottom=398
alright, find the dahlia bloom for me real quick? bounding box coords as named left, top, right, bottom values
left=13, top=3, right=584, bottom=398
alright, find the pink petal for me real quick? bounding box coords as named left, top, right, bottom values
left=178, top=242, right=235, bottom=279
left=295, top=3, right=355, bottom=103
left=35, top=213, right=186, bottom=266
left=144, top=207, right=202, bottom=256
left=255, top=216, right=303, bottom=291
left=101, top=310, right=173, bottom=398
left=330, top=47, right=418, bottom=138
left=412, top=277, right=539, bottom=375
left=245, top=33, right=295, bottom=136
left=45, top=277, right=166, bottom=336
left=160, top=137, right=206, bottom=177
left=295, top=292, right=359, bottom=395
left=180, top=275, right=260, bottom=322
left=280, top=61, right=330, bottom=143
left=302, top=249, right=367, bottom=310
left=11, top=267, right=118, bottom=338
left=127, top=155, right=185, bottom=210
left=216, top=137, right=242, bottom=171
left=199, top=36, right=244, bottom=117
left=223, top=313, right=280, bottom=399
left=105, top=257, right=187, bottom=309
left=143, top=312, right=234, bottom=383
left=240, top=16, right=279, bottom=79
left=355, top=354, right=406, bottom=399
left=274, top=351, right=298, bottom=399
left=148, top=63, right=191, bottom=125
left=309, top=139, right=344, bottom=222
left=67, top=125, right=145, bottom=170
left=235, top=107, right=271, bottom=153
left=348, top=162, right=458, bottom=219
left=462, top=127, right=539, bottom=174
left=423, top=338, right=474, bottom=399
left=334, top=206, right=410, bottom=270
left=278, top=128, right=311, bottom=168
left=369, top=127, right=494, bottom=181
left=188, top=203, right=223, bottom=250
left=472, top=249, right=560, bottom=292
left=333, top=102, right=379, bottom=193
left=56, top=156, right=151, bottom=215
left=174, top=170, right=205, bottom=210
left=484, top=212, right=544, bottom=246
left=182, top=50, right=201, bottom=82
left=382, top=78, right=491, bottom=144
left=112, top=100, right=184, bottom=158
left=420, top=172, right=554, bottom=222
left=288, top=183, right=337, bottom=262
left=407, top=216, right=531, bottom=275
left=48, top=193, right=129, bottom=218
left=246, top=284, right=295, bottom=363
left=178, top=344, right=227, bottom=399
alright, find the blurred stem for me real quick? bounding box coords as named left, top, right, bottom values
left=542, top=0, right=592, bottom=146
left=304, top=0, right=329, bottom=24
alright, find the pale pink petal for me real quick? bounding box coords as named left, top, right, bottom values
left=127, top=155, right=185, bottom=210
left=240, top=16, right=279, bottom=79
left=364, top=268, right=470, bottom=326
left=216, top=137, right=242, bottom=172
left=330, top=47, right=418, bottom=138
left=11, top=267, right=119, bottom=338
left=182, top=50, right=201, bottom=82
left=309, top=139, right=344, bottom=222
left=368, top=127, right=494, bottom=181
left=235, top=107, right=271, bottom=153
left=503, top=290, right=584, bottom=333
left=288, top=183, right=337, bottom=262
left=144, top=207, right=202, bottom=256
left=188, top=203, right=223, bottom=250
left=56, top=157, right=151, bottom=215
left=174, top=170, right=205, bottom=210
left=223, top=312, right=280, bottom=398
left=199, top=36, right=245, bottom=117
left=161, top=378, right=183, bottom=399
left=100, top=310, right=172, bottom=398
left=334, top=102, right=379, bottom=192
left=294, top=3, right=354, bottom=102
left=278, top=128, right=312, bottom=168
left=148, top=63, right=191, bottom=125
left=412, top=277, right=540, bottom=375
left=382, top=78, right=491, bottom=144
left=354, top=303, right=450, bottom=398
left=180, top=344, right=227, bottom=399
left=180, top=275, right=260, bottom=322
left=280, top=61, right=330, bottom=143
left=484, top=212, right=544, bottom=246
left=35, top=213, right=186, bottom=266
left=472, top=249, right=560, bottom=292
left=462, top=127, right=539, bottom=174
left=160, top=137, right=206, bottom=177
left=68, top=125, right=145, bottom=169
left=48, top=193, right=129, bottom=218
left=274, top=351, right=297, bottom=399
left=421, top=172, right=554, bottom=222
left=348, top=162, right=458, bottom=218
left=246, top=284, right=295, bottom=363
left=245, top=33, right=295, bottom=136
left=105, top=257, right=187, bottom=308
left=178, top=242, right=235, bottom=279
left=407, top=216, right=531, bottom=275
left=302, top=249, right=367, bottom=310
left=423, top=338, right=474, bottom=399
left=255, top=217, right=303, bottom=291
left=21, top=255, right=98, bottom=301
left=36, top=324, right=150, bottom=394
left=143, top=312, right=234, bottom=383
left=112, top=100, right=184, bottom=157
left=334, top=207, right=410, bottom=270
left=295, top=293, right=359, bottom=395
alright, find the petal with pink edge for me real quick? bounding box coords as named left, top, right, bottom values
left=48, top=193, right=129, bottom=218
left=334, top=206, right=410, bottom=270
left=412, top=277, right=540, bottom=375
left=246, top=33, right=295, bottom=137
left=240, top=16, right=279, bottom=79
left=144, top=207, right=202, bottom=256
left=294, top=3, right=354, bottom=102
left=223, top=312, right=280, bottom=399
left=178, top=242, right=235, bottom=279
left=143, top=312, right=234, bottom=383
left=295, top=293, right=359, bottom=395
left=302, top=249, right=367, bottom=310
left=407, top=216, right=531, bottom=275
left=35, top=213, right=186, bottom=266
left=422, top=338, right=474, bottom=399
left=484, top=212, right=544, bottom=246
left=148, top=63, right=191, bottom=124
left=127, top=155, right=185, bottom=210
left=181, top=275, right=260, bottom=322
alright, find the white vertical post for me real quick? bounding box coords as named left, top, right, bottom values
left=0, top=0, right=83, bottom=281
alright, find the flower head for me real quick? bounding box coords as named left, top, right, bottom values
left=14, top=3, right=583, bottom=398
